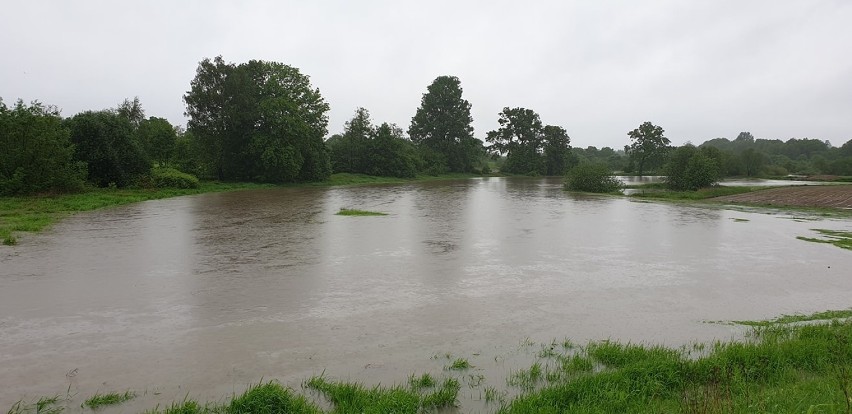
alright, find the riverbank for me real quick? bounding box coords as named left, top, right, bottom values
left=0, top=173, right=484, bottom=245
left=8, top=313, right=851, bottom=414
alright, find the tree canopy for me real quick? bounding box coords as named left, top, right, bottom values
left=409, top=76, right=478, bottom=173
left=626, top=121, right=670, bottom=176
left=0, top=100, right=86, bottom=195
left=184, top=56, right=331, bottom=182
left=486, top=107, right=545, bottom=175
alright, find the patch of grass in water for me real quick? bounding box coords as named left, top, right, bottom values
left=732, top=309, right=852, bottom=327
left=797, top=229, right=852, bottom=251
left=306, top=375, right=458, bottom=412
left=731, top=217, right=749, bottom=222
left=84, top=390, right=136, bottom=409
left=408, top=373, right=436, bottom=390
left=229, top=381, right=320, bottom=414
left=447, top=358, right=472, bottom=370
left=629, top=185, right=756, bottom=201
left=336, top=208, right=387, bottom=216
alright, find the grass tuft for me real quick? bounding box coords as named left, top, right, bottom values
left=447, top=358, right=472, bottom=370
left=336, top=208, right=388, bottom=216
left=84, top=390, right=135, bottom=409
left=228, top=381, right=320, bottom=414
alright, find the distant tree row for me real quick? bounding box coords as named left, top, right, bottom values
left=3, top=55, right=852, bottom=196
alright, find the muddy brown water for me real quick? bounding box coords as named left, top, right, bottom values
left=2, top=177, right=851, bottom=412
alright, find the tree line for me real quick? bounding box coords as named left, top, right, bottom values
left=2, top=55, right=851, bottom=196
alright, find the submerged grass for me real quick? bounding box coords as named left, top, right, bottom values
left=83, top=390, right=136, bottom=409
left=797, top=229, right=852, bottom=251
left=9, top=312, right=852, bottom=413
left=0, top=182, right=270, bottom=245
left=335, top=208, right=387, bottom=217
left=306, top=375, right=459, bottom=412
left=629, top=185, right=757, bottom=200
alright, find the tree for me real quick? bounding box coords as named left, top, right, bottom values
left=184, top=56, right=331, bottom=182
left=626, top=121, right=670, bottom=176
left=542, top=125, right=572, bottom=175
left=66, top=110, right=150, bottom=187
left=116, top=97, right=145, bottom=128
left=740, top=148, right=765, bottom=177
left=0, top=99, right=85, bottom=195
left=409, top=76, right=478, bottom=172
left=663, top=145, right=721, bottom=190
left=137, top=117, right=177, bottom=167
left=329, top=107, right=372, bottom=173
left=364, top=123, right=417, bottom=178
left=486, top=107, right=544, bottom=175
left=564, top=162, right=622, bottom=193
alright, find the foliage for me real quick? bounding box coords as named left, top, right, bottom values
left=137, top=116, right=177, bottom=166
left=65, top=110, right=150, bottom=187
left=328, top=109, right=418, bottom=178
left=629, top=185, right=754, bottom=200
left=0, top=99, right=86, bottom=195
left=151, top=167, right=200, bottom=189
left=184, top=56, right=331, bottom=183
left=409, top=75, right=479, bottom=172
left=306, top=375, right=459, bottom=412
left=542, top=125, right=573, bottom=175
left=626, top=121, right=671, bottom=176
left=564, top=162, right=623, bottom=193
left=663, top=145, right=721, bottom=190
left=116, top=96, right=145, bottom=128
left=486, top=107, right=546, bottom=175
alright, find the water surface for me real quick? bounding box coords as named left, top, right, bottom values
left=2, top=177, right=850, bottom=411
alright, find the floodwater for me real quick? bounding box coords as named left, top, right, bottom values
left=2, top=177, right=851, bottom=411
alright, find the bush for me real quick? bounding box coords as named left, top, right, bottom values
left=664, top=145, right=721, bottom=191
left=152, top=168, right=200, bottom=189
left=564, top=163, right=623, bottom=193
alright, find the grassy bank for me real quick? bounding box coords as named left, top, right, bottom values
left=9, top=312, right=851, bottom=413
left=0, top=182, right=272, bottom=245
left=0, top=173, right=484, bottom=245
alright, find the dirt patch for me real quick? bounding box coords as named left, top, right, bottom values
left=712, top=185, right=852, bottom=209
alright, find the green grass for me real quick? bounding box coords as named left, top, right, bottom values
left=408, top=373, right=436, bottom=390
left=500, top=319, right=852, bottom=413
left=731, top=309, right=852, bottom=327
left=797, top=229, right=852, bottom=251
left=335, top=208, right=387, bottom=216
left=629, top=185, right=757, bottom=200
left=447, top=358, right=472, bottom=370
left=305, top=375, right=459, bottom=412
left=0, top=182, right=270, bottom=244
left=83, top=390, right=136, bottom=409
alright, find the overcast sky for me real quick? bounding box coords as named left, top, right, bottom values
left=2, top=1, right=850, bottom=148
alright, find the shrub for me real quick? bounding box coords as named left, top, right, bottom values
left=564, top=163, right=623, bottom=193
left=152, top=168, right=200, bottom=189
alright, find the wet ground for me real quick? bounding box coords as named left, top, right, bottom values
left=1, top=177, right=851, bottom=412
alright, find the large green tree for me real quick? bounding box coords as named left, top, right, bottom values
left=626, top=121, right=670, bottom=176
left=663, top=145, right=721, bottom=190
left=184, top=56, right=331, bottom=182
left=328, top=107, right=372, bottom=173
left=66, top=110, right=150, bottom=187
left=0, top=99, right=85, bottom=195
left=409, top=76, right=478, bottom=172
left=485, top=107, right=545, bottom=174
left=542, top=125, right=573, bottom=175
left=137, top=117, right=177, bottom=167
left=364, top=123, right=417, bottom=178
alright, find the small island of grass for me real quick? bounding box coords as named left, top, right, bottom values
left=336, top=208, right=387, bottom=216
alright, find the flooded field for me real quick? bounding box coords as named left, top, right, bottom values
left=1, top=177, right=851, bottom=411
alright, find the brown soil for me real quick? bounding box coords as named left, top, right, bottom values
left=712, top=185, right=852, bottom=209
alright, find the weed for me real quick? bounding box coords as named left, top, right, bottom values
left=83, top=390, right=135, bottom=409
left=447, top=358, right=471, bottom=370
left=408, top=373, right=436, bottom=390
left=229, top=381, right=320, bottom=414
